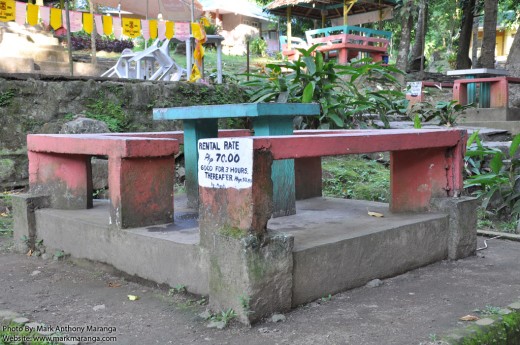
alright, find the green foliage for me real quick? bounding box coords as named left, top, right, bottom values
left=250, top=37, right=267, bottom=57
left=242, top=45, right=405, bottom=129
left=168, top=284, right=187, bottom=295
left=322, top=156, right=390, bottom=202
left=464, top=132, right=520, bottom=222
left=408, top=100, right=474, bottom=127
left=211, top=308, right=237, bottom=325
left=0, top=89, right=15, bottom=107
left=85, top=96, right=127, bottom=132
left=0, top=192, right=13, bottom=237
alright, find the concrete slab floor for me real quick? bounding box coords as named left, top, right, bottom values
left=53, top=196, right=445, bottom=252
left=0, top=234, right=519, bottom=345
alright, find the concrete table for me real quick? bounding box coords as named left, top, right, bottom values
left=153, top=103, right=320, bottom=216
left=447, top=68, right=509, bottom=108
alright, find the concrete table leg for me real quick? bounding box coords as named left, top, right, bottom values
left=184, top=118, right=218, bottom=208
left=253, top=116, right=296, bottom=217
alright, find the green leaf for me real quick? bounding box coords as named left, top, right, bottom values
left=302, top=82, right=315, bottom=103
left=327, top=113, right=344, bottom=127
left=489, top=153, right=504, bottom=174
left=413, top=114, right=422, bottom=129
left=510, top=134, right=520, bottom=158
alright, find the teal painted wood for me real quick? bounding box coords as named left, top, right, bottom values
left=253, top=116, right=296, bottom=217
left=183, top=119, right=218, bottom=208
left=153, top=103, right=320, bottom=121
left=305, top=25, right=392, bottom=43
left=466, top=76, right=477, bottom=105
left=479, top=82, right=491, bottom=108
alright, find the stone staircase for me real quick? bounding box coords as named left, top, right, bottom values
left=0, top=22, right=103, bottom=76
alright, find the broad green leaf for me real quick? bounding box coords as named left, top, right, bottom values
left=489, top=153, right=504, bottom=174
left=328, top=113, right=344, bottom=127
left=510, top=134, right=520, bottom=158
left=413, top=114, right=422, bottom=129
left=302, top=83, right=315, bottom=103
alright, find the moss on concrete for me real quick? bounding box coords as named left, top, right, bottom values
left=218, top=226, right=247, bottom=239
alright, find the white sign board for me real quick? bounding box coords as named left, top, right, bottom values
left=198, top=138, right=253, bottom=189
left=406, top=82, right=423, bottom=97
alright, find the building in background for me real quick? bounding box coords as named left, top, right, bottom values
left=199, top=0, right=278, bottom=55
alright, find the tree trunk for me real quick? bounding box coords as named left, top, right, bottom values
left=471, top=16, right=479, bottom=67
left=409, top=0, right=427, bottom=72
left=506, top=29, right=520, bottom=76
left=395, top=0, right=413, bottom=84
left=456, top=0, right=475, bottom=69
left=88, top=0, right=97, bottom=65
left=479, top=0, right=498, bottom=68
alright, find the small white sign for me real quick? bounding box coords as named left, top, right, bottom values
left=198, top=138, right=253, bottom=189
left=406, top=81, right=423, bottom=97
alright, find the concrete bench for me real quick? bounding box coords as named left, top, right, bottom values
left=453, top=76, right=520, bottom=108
left=305, top=26, right=391, bottom=64
left=405, top=81, right=454, bottom=106
left=199, top=128, right=467, bottom=226
left=153, top=103, right=321, bottom=217
left=27, top=133, right=180, bottom=229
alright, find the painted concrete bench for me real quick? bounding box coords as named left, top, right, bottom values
left=309, top=33, right=389, bottom=64
left=153, top=103, right=321, bottom=217
left=453, top=76, right=520, bottom=108
left=27, top=130, right=253, bottom=229
left=27, top=133, right=179, bottom=228
left=197, top=128, right=471, bottom=322
left=405, top=81, right=454, bottom=106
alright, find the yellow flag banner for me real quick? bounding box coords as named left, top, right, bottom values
left=191, top=22, right=206, bottom=42
left=0, top=0, right=15, bottom=22
left=83, top=12, right=92, bottom=34
left=122, top=17, right=140, bottom=38
left=103, top=15, right=112, bottom=36
left=50, top=7, right=61, bottom=30
left=26, top=3, right=38, bottom=26
left=165, top=21, right=174, bottom=39
left=193, top=41, right=204, bottom=66
left=189, top=63, right=201, bottom=83
left=149, top=19, right=158, bottom=39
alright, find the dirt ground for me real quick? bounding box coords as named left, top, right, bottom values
left=1, top=234, right=520, bottom=345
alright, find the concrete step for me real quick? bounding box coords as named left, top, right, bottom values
left=0, top=30, right=59, bottom=47
left=461, top=108, right=520, bottom=122
left=0, top=45, right=69, bottom=63
left=34, top=61, right=104, bottom=77
left=0, top=57, right=35, bottom=73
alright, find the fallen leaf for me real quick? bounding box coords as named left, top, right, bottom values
left=127, top=295, right=139, bottom=301
left=459, top=315, right=479, bottom=321
left=108, top=282, right=121, bottom=288
left=368, top=211, right=384, bottom=218
left=26, top=249, right=33, bottom=257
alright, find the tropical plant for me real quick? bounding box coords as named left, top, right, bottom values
left=409, top=100, right=474, bottom=127
left=464, top=131, right=520, bottom=221
left=250, top=37, right=268, bottom=57
left=241, top=45, right=405, bottom=129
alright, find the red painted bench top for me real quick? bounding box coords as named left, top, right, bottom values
left=253, top=129, right=465, bottom=159
left=453, top=76, right=520, bottom=84
left=28, top=134, right=179, bottom=158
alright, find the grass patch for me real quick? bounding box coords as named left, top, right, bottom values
left=322, top=155, right=390, bottom=202
left=0, top=191, right=13, bottom=237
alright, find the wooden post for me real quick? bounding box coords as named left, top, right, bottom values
left=287, top=7, right=292, bottom=50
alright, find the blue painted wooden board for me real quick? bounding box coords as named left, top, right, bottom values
left=153, top=103, right=320, bottom=121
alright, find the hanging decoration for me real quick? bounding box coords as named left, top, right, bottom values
left=0, top=0, right=15, bottom=22
left=165, top=21, right=174, bottom=39
left=14, top=1, right=25, bottom=25
left=94, top=14, right=103, bottom=36
left=83, top=12, right=93, bottom=34
left=50, top=7, right=61, bottom=30
left=122, top=17, right=140, bottom=38
left=69, top=11, right=83, bottom=32
left=141, top=19, right=150, bottom=40
left=39, top=5, right=49, bottom=26
left=103, top=15, right=112, bottom=36
left=113, top=16, right=121, bottom=39
left=149, top=19, right=158, bottom=39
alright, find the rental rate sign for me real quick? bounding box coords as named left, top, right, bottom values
left=198, top=138, right=253, bottom=189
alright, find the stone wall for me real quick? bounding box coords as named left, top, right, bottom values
left=0, top=73, right=248, bottom=189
